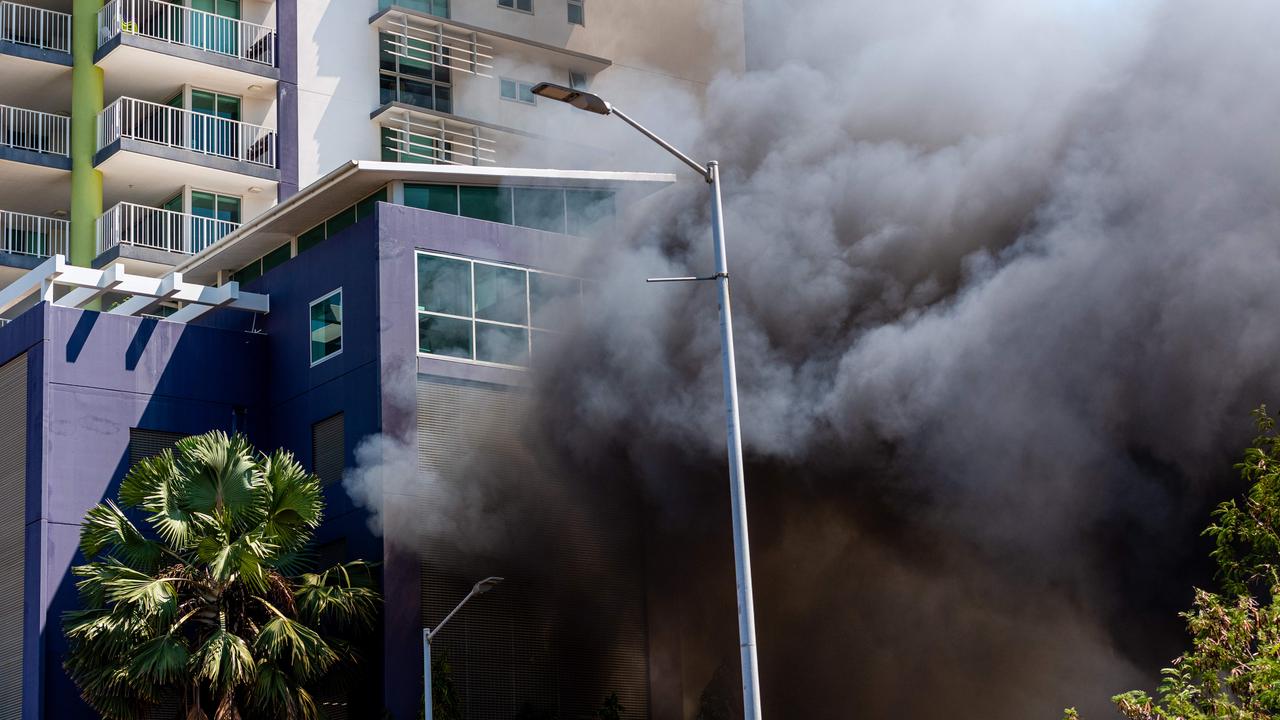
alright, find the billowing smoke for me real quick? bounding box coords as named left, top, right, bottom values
left=525, top=1, right=1280, bottom=718
left=345, top=1, right=1280, bottom=717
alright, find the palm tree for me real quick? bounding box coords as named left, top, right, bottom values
left=63, top=430, right=380, bottom=720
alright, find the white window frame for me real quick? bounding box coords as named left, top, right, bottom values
left=498, top=0, right=533, bottom=14
left=567, top=0, right=583, bottom=25
left=309, top=288, right=344, bottom=367
left=415, top=250, right=582, bottom=369
left=499, top=78, right=538, bottom=105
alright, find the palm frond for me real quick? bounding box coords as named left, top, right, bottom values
left=254, top=601, right=340, bottom=683
left=176, top=432, right=268, bottom=532
left=192, top=625, right=257, bottom=690
left=260, top=449, right=324, bottom=553
left=294, top=562, right=381, bottom=631
left=79, top=500, right=165, bottom=572
left=128, top=632, right=190, bottom=689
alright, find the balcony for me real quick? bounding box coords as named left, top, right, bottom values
left=378, top=108, right=496, bottom=166
left=95, top=97, right=278, bottom=210
left=0, top=104, right=69, bottom=168
left=95, top=202, right=238, bottom=271
left=0, top=2, right=72, bottom=112
left=0, top=210, right=68, bottom=283
left=96, top=0, right=278, bottom=101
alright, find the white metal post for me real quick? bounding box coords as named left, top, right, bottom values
left=422, top=627, right=434, bottom=720
left=708, top=160, right=763, bottom=720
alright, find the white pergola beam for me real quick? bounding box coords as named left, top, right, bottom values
left=0, top=255, right=60, bottom=316
left=54, top=264, right=126, bottom=309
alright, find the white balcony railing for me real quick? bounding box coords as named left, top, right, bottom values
left=97, top=97, right=277, bottom=169
left=0, top=2, right=71, bottom=54
left=96, top=202, right=238, bottom=256
left=0, top=105, right=69, bottom=156
left=1, top=210, right=68, bottom=258
left=98, top=0, right=275, bottom=66
left=381, top=113, right=495, bottom=166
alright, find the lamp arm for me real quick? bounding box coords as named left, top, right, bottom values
left=427, top=590, right=476, bottom=641
left=609, top=106, right=711, bottom=181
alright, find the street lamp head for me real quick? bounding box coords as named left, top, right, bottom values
left=472, top=576, right=504, bottom=595
left=531, top=82, right=611, bottom=115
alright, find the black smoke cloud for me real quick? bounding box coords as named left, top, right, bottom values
left=522, top=1, right=1280, bottom=718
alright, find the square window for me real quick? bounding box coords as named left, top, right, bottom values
left=513, top=187, right=565, bottom=233
left=476, top=322, right=528, bottom=366
left=459, top=185, right=513, bottom=223
left=419, top=314, right=472, bottom=358
left=500, top=78, right=517, bottom=100
left=569, top=71, right=588, bottom=89
left=568, top=0, right=583, bottom=25
left=310, top=290, right=343, bottom=366
left=474, top=263, right=528, bottom=325
left=499, top=0, right=531, bottom=11
left=417, top=254, right=472, bottom=316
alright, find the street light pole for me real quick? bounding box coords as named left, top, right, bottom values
left=423, top=576, right=503, bottom=720
left=531, top=82, right=764, bottom=720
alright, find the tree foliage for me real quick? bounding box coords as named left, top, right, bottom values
left=1065, top=408, right=1280, bottom=720
left=63, top=431, right=380, bottom=720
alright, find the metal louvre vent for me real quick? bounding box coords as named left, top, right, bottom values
left=312, top=413, right=345, bottom=488
left=0, top=353, right=26, bottom=719
left=128, top=428, right=187, bottom=466
left=417, top=377, right=649, bottom=720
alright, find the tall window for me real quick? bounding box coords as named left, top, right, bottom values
left=567, top=0, right=583, bottom=25
left=416, top=251, right=582, bottom=367
left=310, top=289, right=343, bottom=366
left=498, top=0, right=533, bottom=12
left=500, top=78, right=537, bottom=105
left=379, top=32, right=453, bottom=113
left=311, top=413, right=345, bottom=488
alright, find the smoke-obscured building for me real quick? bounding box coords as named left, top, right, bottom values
left=0, top=1, right=744, bottom=717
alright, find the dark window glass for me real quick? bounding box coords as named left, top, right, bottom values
left=417, top=254, right=471, bottom=316
left=356, top=189, right=386, bottom=220
left=236, top=260, right=262, bottom=285
left=529, top=272, right=580, bottom=329
left=476, top=323, right=528, bottom=365
left=419, top=315, right=472, bottom=358
left=261, top=242, right=291, bottom=274
left=380, top=127, right=400, bottom=161
left=399, top=77, right=437, bottom=109
left=379, top=74, right=397, bottom=105
left=405, top=184, right=459, bottom=214
left=474, top=264, right=527, bottom=325
left=326, top=206, right=357, bottom=237
left=459, top=186, right=513, bottom=224
left=297, top=224, right=326, bottom=253
left=310, top=290, right=343, bottom=365
left=513, top=187, right=565, bottom=233
left=312, top=413, right=345, bottom=488
left=565, top=189, right=614, bottom=236
left=568, top=0, right=583, bottom=25
left=434, top=85, right=453, bottom=114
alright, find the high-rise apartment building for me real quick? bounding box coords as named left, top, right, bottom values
left=0, top=1, right=743, bottom=718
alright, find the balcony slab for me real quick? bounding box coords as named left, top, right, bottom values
left=97, top=34, right=277, bottom=100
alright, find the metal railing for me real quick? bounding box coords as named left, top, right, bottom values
left=381, top=113, right=495, bottom=166
left=382, top=11, right=493, bottom=77
left=0, top=105, right=69, bottom=156
left=98, top=97, right=277, bottom=168
left=0, top=210, right=68, bottom=258
left=96, top=202, right=238, bottom=256
left=0, top=2, right=71, bottom=54
left=98, top=0, right=275, bottom=66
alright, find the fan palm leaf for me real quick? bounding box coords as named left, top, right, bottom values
left=63, top=431, right=381, bottom=720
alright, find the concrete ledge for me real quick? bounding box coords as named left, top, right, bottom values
left=91, top=243, right=190, bottom=270
left=0, top=41, right=71, bottom=67
left=94, top=33, right=278, bottom=79
left=0, top=146, right=70, bottom=171
left=95, top=138, right=280, bottom=182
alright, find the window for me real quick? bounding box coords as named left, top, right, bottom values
left=379, top=32, right=453, bottom=114
left=380, top=0, right=448, bottom=17
left=401, top=183, right=614, bottom=235
left=498, top=0, right=533, bottom=12
left=416, top=251, right=582, bottom=367
left=568, top=71, right=588, bottom=89
left=309, top=289, right=343, bottom=366
left=500, top=78, right=537, bottom=105
left=567, top=0, right=583, bottom=25
left=312, top=413, right=345, bottom=488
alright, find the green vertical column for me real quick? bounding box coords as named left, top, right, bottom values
left=70, top=0, right=104, bottom=267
